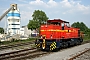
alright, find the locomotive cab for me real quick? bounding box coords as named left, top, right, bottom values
left=35, top=19, right=83, bottom=51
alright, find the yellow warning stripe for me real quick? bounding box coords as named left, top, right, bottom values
left=50, top=42, right=56, bottom=51
left=42, top=39, right=45, bottom=49
left=36, top=44, right=40, bottom=48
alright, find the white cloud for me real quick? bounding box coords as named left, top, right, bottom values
left=19, top=0, right=90, bottom=27
left=47, top=0, right=58, bottom=7
left=29, top=0, right=45, bottom=5
left=75, top=3, right=90, bottom=14
left=0, top=0, right=90, bottom=27
left=58, top=0, right=90, bottom=15
left=60, top=0, right=72, bottom=8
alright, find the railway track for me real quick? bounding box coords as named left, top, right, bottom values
left=0, top=40, right=90, bottom=60
left=0, top=41, right=35, bottom=50
left=0, top=47, right=47, bottom=60
left=68, top=48, right=90, bottom=60
left=31, top=41, right=90, bottom=60
left=67, top=40, right=90, bottom=60
left=0, top=40, right=89, bottom=50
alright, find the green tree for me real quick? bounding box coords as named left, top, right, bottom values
left=28, top=20, right=39, bottom=30
left=28, top=10, right=49, bottom=30
left=80, top=22, right=88, bottom=31
left=71, top=22, right=88, bottom=32
left=0, top=27, right=4, bottom=34
left=71, top=22, right=90, bottom=40
left=32, top=10, right=48, bottom=25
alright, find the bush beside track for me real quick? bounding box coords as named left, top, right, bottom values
left=83, top=35, right=90, bottom=41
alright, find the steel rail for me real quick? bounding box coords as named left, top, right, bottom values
left=0, top=48, right=36, bottom=60
left=68, top=48, right=90, bottom=60
left=0, top=41, right=35, bottom=50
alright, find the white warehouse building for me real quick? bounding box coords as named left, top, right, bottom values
left=7, top=4, right=20, bottom=36
left=20, top=26, right=39, bottom=37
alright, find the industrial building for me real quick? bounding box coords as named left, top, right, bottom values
left=0, top=4, right=38, bottom=41
left=7, top=4, right=20, bottom=36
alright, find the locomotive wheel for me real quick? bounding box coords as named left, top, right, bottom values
left=65, top=42, right=68, bottom=48
left=78, top=40, right=81, bottom=45
left=80, top=38, right=83, bottom=42
left=62, top=42, right=68, bottom=48
left=75, top=40, right=78, bottom=45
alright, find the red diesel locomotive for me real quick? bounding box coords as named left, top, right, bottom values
left=35, top=19, right=83, bottom=51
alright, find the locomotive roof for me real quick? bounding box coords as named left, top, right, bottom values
left=47, top=19, right=69, bottom=23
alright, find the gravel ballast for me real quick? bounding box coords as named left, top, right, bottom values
left=32, top=43, right=90, bottom=60
left=74, top=49, right=90, bottom=60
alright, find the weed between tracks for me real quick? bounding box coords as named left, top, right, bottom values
left=0, top=38, right=36, bottom=46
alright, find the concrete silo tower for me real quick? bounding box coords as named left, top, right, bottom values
left=7, top=4, right=20, bottom=36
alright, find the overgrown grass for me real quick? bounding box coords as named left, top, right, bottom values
left=0, top=37, right=36, bottom=45
left=83, top=35, right=90, bottom=41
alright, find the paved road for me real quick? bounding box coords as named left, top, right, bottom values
left=31, top=43, right=90, bottom=60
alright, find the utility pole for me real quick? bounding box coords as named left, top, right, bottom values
left=4, top=15, right=7, bottom=41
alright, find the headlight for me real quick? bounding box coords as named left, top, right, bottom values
left=41, top=35, right=42, bottom=38
left=51, top=35, right=52, bottom=38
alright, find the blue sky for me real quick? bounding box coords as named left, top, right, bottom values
left=0, top=0, right=90, bottom=28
